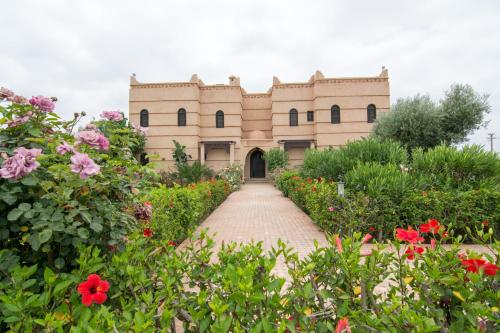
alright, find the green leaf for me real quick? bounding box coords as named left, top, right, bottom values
left=54, top=257, right=65, bottom=270
left=21, top=175, right=38, bottom=186
left=54, top=279, right=73, bottom=295
left=90, top=222, right=103, bottom=233
left=18, top=203, right=31, bottom=211
left=27, top=234, right=40, bottom=251
left=39, top=229, right=53, bottom=244
left=77, top=228, right=89, bottom=239
left=44, top=267, right=57, bottom=284
left=80, top=211, right=92, bottom=224
left=3, top=316, right=21, bottom=323
left=0, top=192, right=17, bottom=205
left=7, top=208, right=23, bottom=221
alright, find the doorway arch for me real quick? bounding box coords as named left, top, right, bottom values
left=249, top=149, right=265, bottom=178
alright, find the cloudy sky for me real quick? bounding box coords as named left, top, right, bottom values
left=1, top=0, right=499, bottom=150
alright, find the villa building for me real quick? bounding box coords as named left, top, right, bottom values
left=128, top=69, right=390, bottom=179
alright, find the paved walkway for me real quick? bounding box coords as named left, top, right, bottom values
left=181, top=182, right=329, bottom=277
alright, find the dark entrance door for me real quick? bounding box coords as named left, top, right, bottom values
left=250, top=150, right=265, bottom=178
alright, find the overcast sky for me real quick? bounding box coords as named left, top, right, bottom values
left=1, top=0, right=499, bottom=151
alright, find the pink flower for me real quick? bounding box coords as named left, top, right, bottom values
left=0, top=147, right=42, bottom=180
left=7, top=115, right=31, bottom=127
left=11, top=95, right=28, bottom=104
left=0, top=87, right=15, bottom=100
left=100, top=110, right=123, bottom=122
left=76, top=130, right=109, bottom=150
left=70, top=153, right=100, bottom=179
left=430, top=239, right=436, bottom=250
left=84, top=123, right=98, bottom=131
left=132, top=123, right=148, bottom=136
left=29, top=95, right=55, bottom=112
left=362, top=234, right=373, bottom=244
left=56, top=142, right=75, bottom=155
left=328, top=206, right=335, bottom=212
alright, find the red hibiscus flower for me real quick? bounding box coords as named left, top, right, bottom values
left=335, top=317, right=351, bottom=333
left=419, top=219, right=443, bottom=234
left=405, top=246, right=424, bottom=260
left=482, top=220, right=489, bottom=227
left=461, top=258, right=499, bottom=276
left=396, top=227, right=424, bottom=244
left=143, top=228, right=153, bottom=237
left=362, top=234, right=373, bottom=244
left=77, top=274, right=110, bottom=306
left=369, top=226, right=376, bottom=232
left=167, top=240, right=176, bottom=247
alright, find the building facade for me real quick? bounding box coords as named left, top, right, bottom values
left=128, top=69, right=390, bottom=179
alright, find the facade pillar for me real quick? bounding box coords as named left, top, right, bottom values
left=279, top=142, right=285, bottom=151
left=200, top=143, right=205, bottom=165
left=310, top=141, right=315, bottom=149
left=229, top=142, right=235, bottom=165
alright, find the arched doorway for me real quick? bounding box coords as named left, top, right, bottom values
left=250, top=150, right=265, bottom=178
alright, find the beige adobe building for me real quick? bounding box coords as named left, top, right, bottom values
left=129, top=68, right=390, bottom=179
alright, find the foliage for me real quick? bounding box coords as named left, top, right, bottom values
left=146, top=179, right=230, bottom=243
left=0, top=92, right=152, bottom=274
left=412, top=145, right=500, bottom=190
left=170, top=140, right=214, bottom=184
left=275, top=172, right=499, bottom=241
left=0, top=226, right=498, bottom=332
left=263, top=148, right=289, bottom=172
left=301, top=138, right=408, bottom=181
left=373, top=84, right=491, bottom=150
left=217, top=164, right=243, bottom=191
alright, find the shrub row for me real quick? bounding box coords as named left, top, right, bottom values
left=146, top=179, right=231, bottom=243
left=1, top=224, right=498, bottom=332
left=276, top=171, right=499, bottom=240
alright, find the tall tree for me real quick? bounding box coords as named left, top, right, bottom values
left=373, top=84, right=490, bottom=151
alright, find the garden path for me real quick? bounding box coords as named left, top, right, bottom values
left=179, top=182, right=329, bottom=277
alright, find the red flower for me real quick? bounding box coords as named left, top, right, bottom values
left=482, top=220, right=489, bottom=227
left=167, top=240, right=176, bottom=247
left=362, top=234, right=373, bottom=244
left=143, top=228, right=153, bottom=237
left=405, top=246, right=424, bottom=260
left=306, top=178, right=312, bottom=184
left=396, top=227, right=424, bottom=244
left=312, top=186, right=317, bottom=192
left=335, top=317, right=351, bottom=333
left=369, top=226, right=376, bottom=232
left=143, top=201, right=152, bottom=208
left=335, top=236, right=343, bottom=254
left=461, top=258, right=499, bottom=276
left=419, top=219, right=443, bottom=234
left=77, top=274, right=110, bottom=306
left=317, top=176, right=322, bottom=182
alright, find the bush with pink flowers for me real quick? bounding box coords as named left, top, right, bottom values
left=0, top=88, right=154, bottom=273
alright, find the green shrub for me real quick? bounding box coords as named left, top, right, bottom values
left=146, top=179, right=230, bottom=243
left=263, top=148, right=289, bottom=172
left=412, top=145, right=500, bottom=189
left=301, top=138, right=407, bottom=180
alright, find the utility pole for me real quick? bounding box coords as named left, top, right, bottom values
left=487, top=133, right=496, bottom=152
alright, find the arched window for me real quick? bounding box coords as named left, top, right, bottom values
left=289, top=108, right=298, bottom=126
left=177, top=108, right=186, bottom=126
left=216, top=110, right=224, bottom=128
left=331, top=105, right=340, bottom=124
left=140, top=109, right=149, bottom=127
left=367, top=104, right=376, bottom=123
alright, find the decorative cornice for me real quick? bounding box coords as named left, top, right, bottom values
left=199, top=85, right=241, bottom=91
left=316, top=77, right=388, bottom=84
left=132, top=82, right=197, bottom=89
left=273, top=83, right=314, bottom=89
left=243, top=93, right=271, bottom=99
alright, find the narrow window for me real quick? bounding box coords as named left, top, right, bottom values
left=367, top=104, right=376, bottom=123
left=140, top=153, right=149, bottom=165
left=331, top=105, right=340, bottom=124
left=140, top=109, right=149, bottom=127
left=307, top=111, right=314, bottom=122
left=177, top=108, right=186, bottom=126
left=289, top=108, right=298, bottom=126
left=216, top=110, right=224, bottom=128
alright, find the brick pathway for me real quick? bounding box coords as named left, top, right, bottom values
left=180, top=182, right=330, bottom=277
